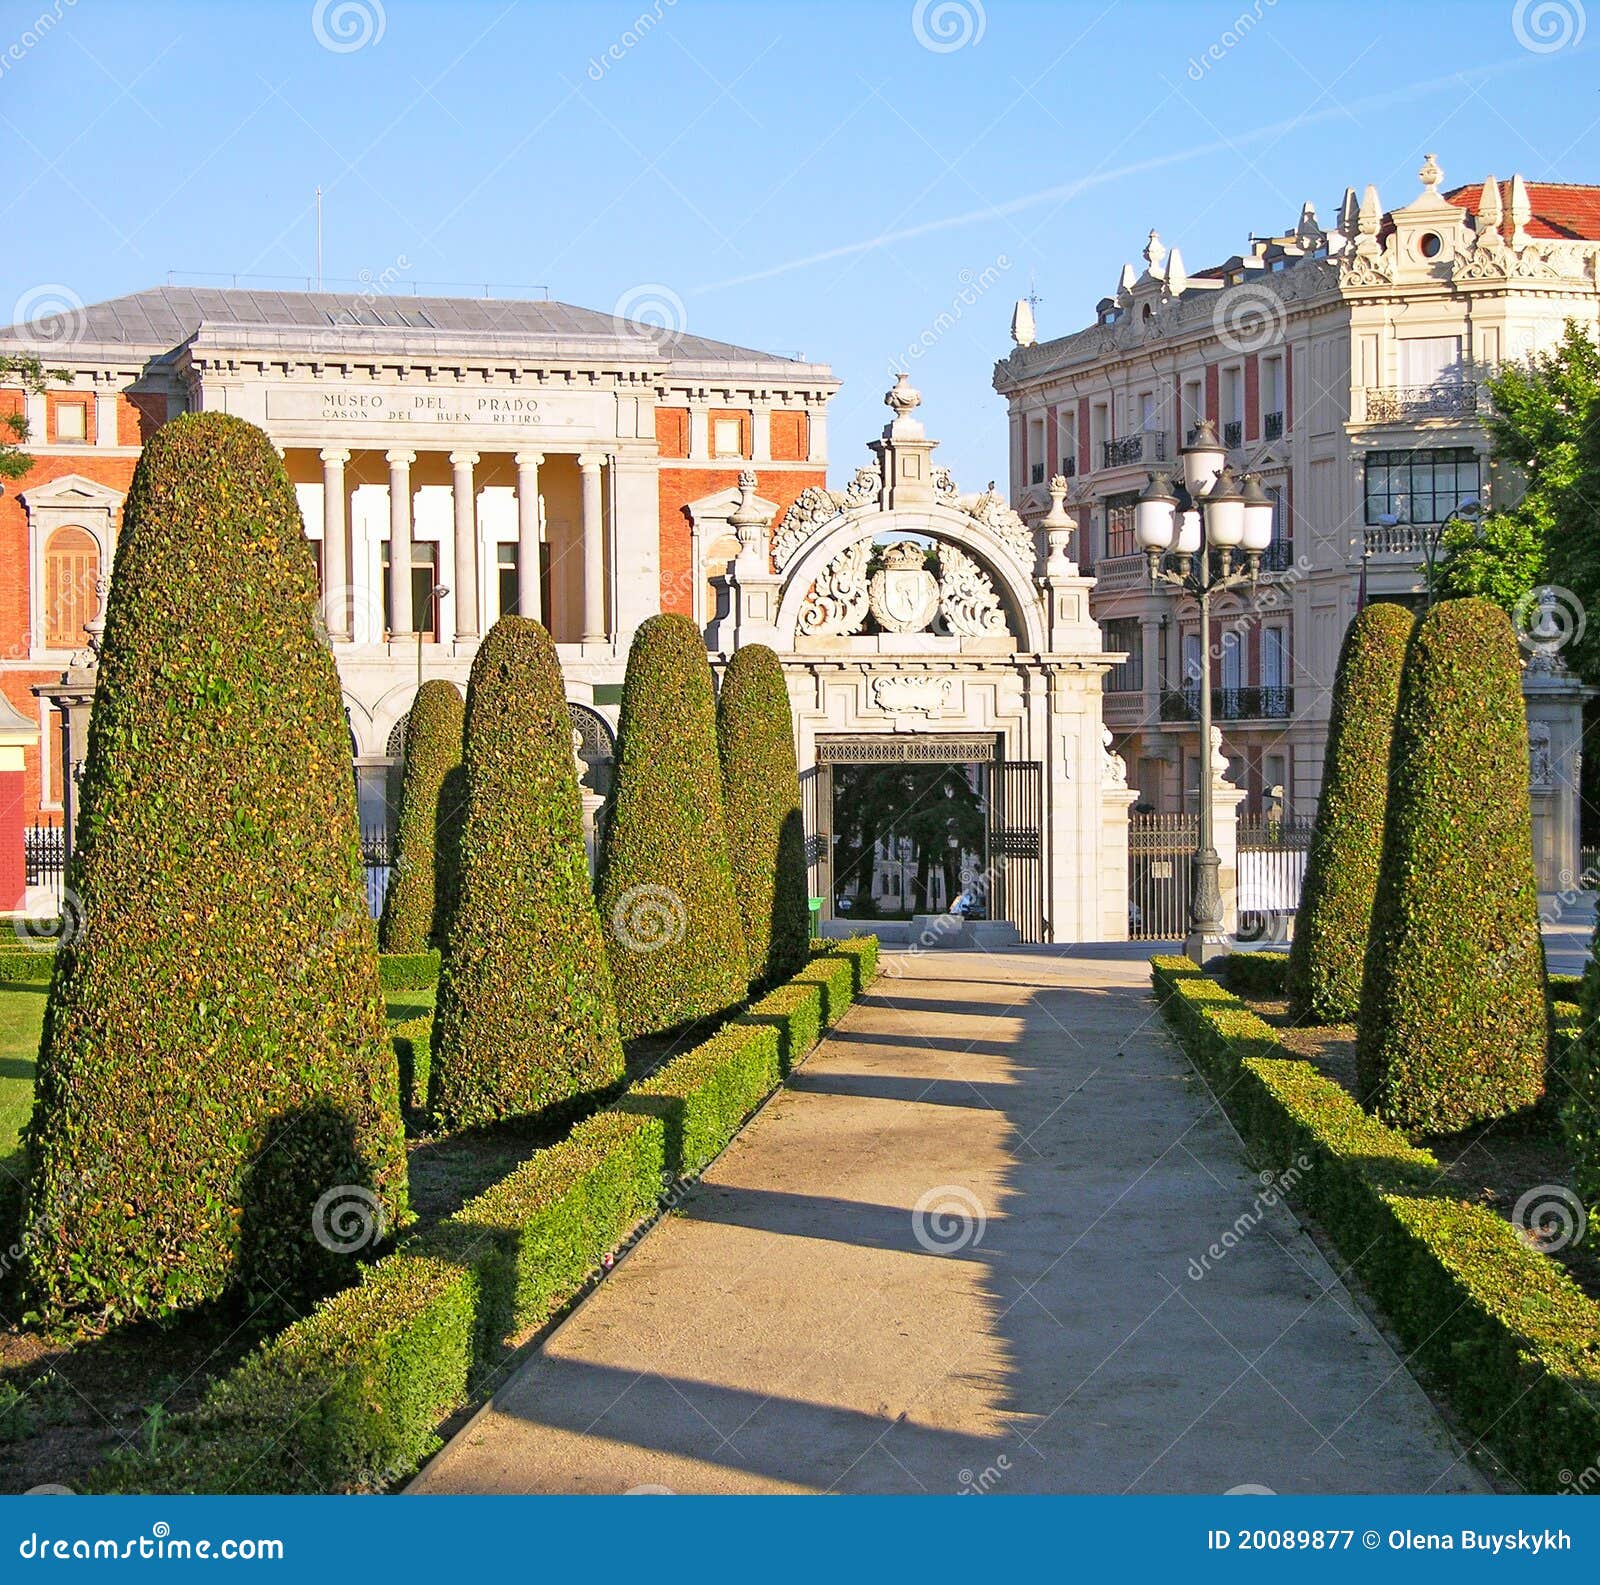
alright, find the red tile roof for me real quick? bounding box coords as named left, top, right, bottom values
left=1444, top=181, right=1600, bottom=241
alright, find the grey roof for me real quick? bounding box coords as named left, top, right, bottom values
left=0, top=285, right=828, bottom=376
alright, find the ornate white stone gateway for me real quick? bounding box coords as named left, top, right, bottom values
left=709, top=378, right=1135, bottom=944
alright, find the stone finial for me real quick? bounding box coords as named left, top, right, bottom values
left=1334, top=186, right=1360, bottom=247
left=1010, top=298, right=1036, bottom=348
left=1143, top=229, right=1166, bottom=276
left=1419, top=152, right=1442, bottom=194
left=1295, top=201, right=1321, bottom=247
left=1358, top=184, right=1381, bottom=235
left=1509, top=173, right=1533, bottom=245
left=885, top=372, right=921, bottom=421
left=1117, top=262, right=1137, bottom=297
left=1476, top=175, right=1504, bottom=236
left=1165, top=247, right=1188, bottom=295
left=1042, top=474, right=1077, bottom=574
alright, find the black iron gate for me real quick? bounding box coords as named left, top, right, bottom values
left=1128, top=812, right=1196, bottom=941
left=987, top=760, right=1045, bottom=943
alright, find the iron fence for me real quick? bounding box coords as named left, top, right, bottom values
left=361, top=825, right=392, bottom=918
left=1128, top=812, right=1196, bottom=940
left=25, top=822, right=65, bottom=899
left=1236, top=815, right=1314, bottom=945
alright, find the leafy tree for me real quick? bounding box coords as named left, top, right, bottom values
left=25, top=412, right=407, bottom=1325
left=716, top=644, right=809, bottom=988
left=429, top=617, right=624, bottom=1130
left=597, top=614, right=748, bottom=1038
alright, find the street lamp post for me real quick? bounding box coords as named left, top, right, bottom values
left=417, top=582, right=449, bottom=689
left=1135, top=419, right=1276, bottom=965
left=1422, top=497, right=1481, bottom=606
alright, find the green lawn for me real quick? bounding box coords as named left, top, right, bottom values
left=0, top=979, right=46, bottom=1157
left=385, top=984, right=435, bottom=1025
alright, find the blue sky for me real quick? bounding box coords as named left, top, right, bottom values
left=3, top=0, right=1597, bottom=486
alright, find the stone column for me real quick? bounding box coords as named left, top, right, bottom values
left=1206, top=728, right=1248, bottom=938
left=687, top=403, right=710, bottom=462
left=751, top=401, right=772, bottom=463
left=578, top=452, right=606, bottom=644
left=449, top=451, right=479, bottom=639
left=386, top=449, right=415, bottom=636
left=807, top=402, right=827, bottom=464
left=320, top=448, right=351, bottom=641
left=94, top=386, right=119, bottom=449
left=514, top=450, right=543, bottom=624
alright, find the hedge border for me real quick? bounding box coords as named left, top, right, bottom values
left=92, top=941, right=878, bottom=1493
left=390, top=1017, right=434, bottom=1117
left=0, top=949, right=55, bottom=984
left=1151, top=955, right=1600, bottom=1493
left=379, top=952, right=440, bottom=992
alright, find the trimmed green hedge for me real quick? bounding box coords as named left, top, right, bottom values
left=1550, top=973, right=1584, bottom=1003
left=391, top=1017, right=433, bottom=1116
left=1357, top=599, right=1548, bottom=1131
left=379, top=952, right=439, bottom=991
left=1286, top=603, right=1414, bottom=1022
left=1218, top=951, right=1288, bottom=1000
left=430, top=617, right=625, bottom=1132
left=93, top=946, right=874, bottom=1494
left=717, top=644, right=810, bottom=990
left=793, top=953, right=855, bottom=1024
left=1153, top=956, right=1600, bottom=1493
left=1565, top=917, right=1600, bottom=1212
left=597, top=614, right=749, bottom=1038
left=25, top=412, right=407, bottom=1325
left=0, top=949, right=53, bottom=984
left=378, top=679, right=464, bottom=954
left=740, top=982, right=822, bottom=1076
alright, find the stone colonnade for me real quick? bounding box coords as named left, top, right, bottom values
left=311, top=446, right=611, bottom=642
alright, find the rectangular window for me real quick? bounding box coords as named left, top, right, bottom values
left=1183, top=379, right=1204, bottom=436
left=1398, top=335, right=1463, bottom=388
left=380, top=542, right=443, bottom=637
left=1262, top=625, right=1287, bottom=689
left=1103, top=617, right=1143, bottom=692
left=1363, top=448, right=1481, bottom=525
left=1090, top=402, right=1109, bottom=466
left=54, top=402, right=87, bottom=442
left=1139, top=391, right=1158, bottom=432
left=1060, top=408, right=1078, bottom=475
left=497, top=542, right=519, bottom=617
left=712, top=418, right=743, bottom=458
left=1103, top=491, right=1140, bottom=558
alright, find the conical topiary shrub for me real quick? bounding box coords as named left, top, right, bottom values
left=429, top=616, right=625, bottom=1130
left=597, top=613, right=749, bottom=1038
left=1286, top=603, right=1415, bottom=1023
left=379, top=678, right=464, bottom=953
left=717, top=644, right=810, bottom=989
left=25, top=412, right=407, bottom=1325
left=1356, top=598, right=1548, bottom=1131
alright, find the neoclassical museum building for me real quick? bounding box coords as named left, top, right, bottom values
left=1, top=287, right=1133, bottom=943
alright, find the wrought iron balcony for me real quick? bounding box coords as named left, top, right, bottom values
left=1263, top=410, right=1284, bottom=440
left=1362, top=384, right=1479, bottom=422
left=1160, top=685, right=1294, bottom=722
left=1222, top=419, right=1243, bottom=449
left=1260, top=539, right=1294, bottom=573
left=1101, top=431, right=1167, bottom=470
left=1061, top=456, right=1077, bottom=478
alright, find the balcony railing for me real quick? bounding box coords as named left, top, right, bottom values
left=1160, top=685, right=1294, bottom=723
left=1263, top=410, right=1284, bottom=440
left=1222, top=419, right=1243, bottom=449
left=1362, top=384, right=1479, bottom=422
left=1363, top=523, right=1429, bottom=556
left=1061, top=456, right=1077, bottom=478
left=1101, top=431, right=1167, bottom=470
left=1030, top=462, right=1046, bottom=484
left=1260, top=539, right=1295, bottom=573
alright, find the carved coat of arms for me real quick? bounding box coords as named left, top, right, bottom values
left=868, top=541, right=939, bottom=634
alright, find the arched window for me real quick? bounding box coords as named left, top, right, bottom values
left=42, top=527, right=100, bottom=649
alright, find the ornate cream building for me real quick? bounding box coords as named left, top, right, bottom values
left=2, top=291, right=1136, bottom=942
left=994, top=156, right=1600, bottom=854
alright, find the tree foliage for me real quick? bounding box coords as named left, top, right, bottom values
left=0, top=354, right=70, bottom=482
left=378, top=679, right=464, bottom=953
left=597, top=614, right=748, bottom=1038
left=832, top=763, right=984, bottom=915
left=1286, top=602, right=1415, bottom=1023
left=25, top=412, right=407, bottom=1325
left=716, top=644, right=810, bottom=988
left=429, top=617, right=625, bottom=1130
left=1355, top=598, right=1547, bottom=1133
